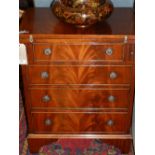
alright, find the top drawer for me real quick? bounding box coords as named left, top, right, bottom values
left=33, top=43, right=125, bottom=63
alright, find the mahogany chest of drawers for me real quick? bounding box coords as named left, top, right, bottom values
left=20, top=8, right=135, bottom=154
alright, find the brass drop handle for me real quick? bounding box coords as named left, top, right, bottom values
left=44, top=48, right=52, bottom=56
left=108, top=95, right=115, bottom=102
left=109, top=72, right=117, bottom=79
left=41, top=71, right=49, bottom=79
left=42, top=95, right=51, bottom=102
left=107, top=120, right=114, bottom=126
left=105, top=48, right=113, bottom=55
left=45, top=119, right=52, bottom=126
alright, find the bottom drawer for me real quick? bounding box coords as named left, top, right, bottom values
left=31, top=113, right=130, bottom=134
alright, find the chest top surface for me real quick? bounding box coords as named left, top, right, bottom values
left=20, top=8, right=135, bottom=36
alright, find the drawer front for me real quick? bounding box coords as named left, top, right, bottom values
left=32, top=113, right=129, bottom=133
left=28, top=65, right=132, bottom=85
left=33, top=43, right=124, bottom=62
left=30, top=88, right=130, bottom=109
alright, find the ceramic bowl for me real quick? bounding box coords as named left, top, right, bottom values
left=52, top=0, right=113, bottom=28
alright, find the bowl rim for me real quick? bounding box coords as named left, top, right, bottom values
left=54, top=0, right=111, bottom=11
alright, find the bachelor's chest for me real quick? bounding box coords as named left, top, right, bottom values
left=20, top=8, right=135, bottom=154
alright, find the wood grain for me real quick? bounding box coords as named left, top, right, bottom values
left=33, top=43, right=124, bottom=62
left=31, top=112, right=129, bottom=133
left=28, top=65, right=132, bottom=85
left=29, top=88, right=130, bottom=109
left=24, top=38, right=135, bottom=65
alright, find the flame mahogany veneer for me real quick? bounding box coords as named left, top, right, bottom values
left=20, top=8, right=135, bottom=153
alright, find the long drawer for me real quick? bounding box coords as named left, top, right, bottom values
left=33, top=43, right=125, bottom=62
left=31, top=113, right=129, bottom=133
left=28, top=65, right=132, bottom=85
left=29, top=88, right=130, bottom=109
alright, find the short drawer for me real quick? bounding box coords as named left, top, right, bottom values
left=33, top=43, right=125, bottom=62
left=31, top=113, right=129, bottom=133
left=28, top=65, right=132, bottom=85
left=30, top=88, right=130, bottom=109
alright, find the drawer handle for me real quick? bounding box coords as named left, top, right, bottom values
left=42, top=95, right=51, bottom=102
left=107, top=120, right=114, bottom=126
left=105, top=48, right=113, bottom=55
left=109, top=72, right=117, bottom=79
left=108, top=95, right=115, bottom=102
left=41, top=71, right=49, bottom=79
left=44, top=48, right=52, bottom=56
left=45, top=119, right=52, bottom=126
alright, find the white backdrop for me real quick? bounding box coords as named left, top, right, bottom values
left=34, top=0, right=134, bottom=7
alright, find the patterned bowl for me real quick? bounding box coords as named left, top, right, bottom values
left=51, top=0, right=113, bottom=28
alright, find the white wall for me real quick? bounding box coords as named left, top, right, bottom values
left=34, top=0, right=134, bottom=8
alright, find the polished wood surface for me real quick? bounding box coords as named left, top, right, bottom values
left=20, top=8, right=135, bottom=154
left=31, top=112, right=129, bottom=133
left=25, top=38, right=134, bottom=65
left=20, top=8, right=134, bottom=35
left=28, top=133, right=132, bottom=139
left=28, top=65, right=132, bottom=84
left=29, top=88, right=130, bottom=109
left=33, top=43, right=124, bottom=62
